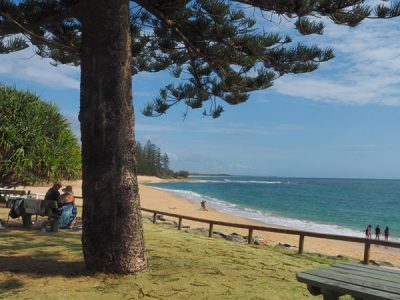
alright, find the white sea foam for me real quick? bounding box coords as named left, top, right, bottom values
left=223, top=179, right=283, bottom=184
left=151, top=186, right=400, bottom=241
left=184, top=179, right=284, bottom=184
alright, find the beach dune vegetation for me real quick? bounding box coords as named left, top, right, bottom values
left=0, top=84, right=81, bottom=187
left=1, top=1, right=399, bottom=274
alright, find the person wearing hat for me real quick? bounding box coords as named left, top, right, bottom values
left=60, top=185, right=75, bottom=204
left=44, top=182, right=62, bottom=202
left=59, top=185, right=77, bottom=229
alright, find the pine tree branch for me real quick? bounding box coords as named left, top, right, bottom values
left=132, top=0, right=227, bottom=78
left=230, top=0, right=294, bottom=14
left=0, top=3, right=82, bottom=36
left=0, top=12, right=78, bottom=53
left=231, top=0, right=374, bottom=23
left=230, top=0, right=364, bottom=14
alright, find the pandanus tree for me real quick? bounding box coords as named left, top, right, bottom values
left=1, top=0, right=399, bottom=273
left=0, top=84, right=81, bottom=187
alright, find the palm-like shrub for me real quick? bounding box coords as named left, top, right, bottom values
left=0, top=84, right=81, bottom=187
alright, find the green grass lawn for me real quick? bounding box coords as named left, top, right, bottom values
left=0, top=207, right=352, bottom=299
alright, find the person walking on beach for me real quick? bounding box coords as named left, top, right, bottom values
left=366, top=225, right=372, bottom=239
left=200, top=200, right=208, bottom=211
left=375, top=225, right=381, bottom=240
left=384, top=227, right=389, bottom=241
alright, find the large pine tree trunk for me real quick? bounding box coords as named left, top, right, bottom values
left=79, top=0, right=148, bottom=273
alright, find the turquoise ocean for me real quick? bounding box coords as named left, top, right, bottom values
left=148, top=176, right=400, bottom=240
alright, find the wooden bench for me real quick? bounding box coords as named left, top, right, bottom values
left=297, top=263, right=400, bottom=300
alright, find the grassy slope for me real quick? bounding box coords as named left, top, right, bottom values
left=0, top=208, right=352, bottom=299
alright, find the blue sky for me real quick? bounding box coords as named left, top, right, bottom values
left=1, top=10, right=400, bottom=179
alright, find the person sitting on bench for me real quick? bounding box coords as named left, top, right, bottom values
left=45, top=182, right=62, bottom=202
left=59, top=185, right=77, bottom=229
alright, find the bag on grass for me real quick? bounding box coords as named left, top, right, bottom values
left=9, top=198, right=24, bottom=219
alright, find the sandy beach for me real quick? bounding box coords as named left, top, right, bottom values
left=19, top=176, right=400, bottom=267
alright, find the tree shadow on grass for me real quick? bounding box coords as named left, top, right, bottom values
left=0, top=256, right=87, bottom=277
left=0, top=228, right=82, bottom=253
left=0, top=278, right=24, bottom=294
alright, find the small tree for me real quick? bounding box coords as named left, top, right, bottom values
left=0, top=84, right=81, bottom=187
left=160, top=153, right=171, bottom=177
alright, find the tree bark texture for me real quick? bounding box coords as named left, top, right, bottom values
left=79, top=0, right=148, bottom=273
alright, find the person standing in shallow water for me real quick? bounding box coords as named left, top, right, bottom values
left=384, top=227, right=389, bottom=241
left=375, top=225, right=381, bottom=240
left=366, top=225, right=372, bottom=239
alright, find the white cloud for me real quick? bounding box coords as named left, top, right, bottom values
left=334, top=144, right=392, bottom=149
left=136, top=124, right=181, bottom=132
left=271, top=17, right=400, bottom=106
left=169, top=151, right=251, bottom=174
left=274, top=124, right=304, bottom=131
left=198, top=123, right=304, bottom=135
left=0, top=48, right=80, bottom=89
left=136, top=120, right=304, bottom=136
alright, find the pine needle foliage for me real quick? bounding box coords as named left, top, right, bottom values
left=0, top=0, right=399, bottom=118
left=0, top=84, right=81, bottom=187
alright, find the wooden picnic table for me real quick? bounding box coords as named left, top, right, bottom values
left=0, top=189, right=26, bottom=205
left=297, top=263, right=400, bottom=300
left=0, top=188, right=25, bottom=195
left=6, top=196, right=60, bottom=231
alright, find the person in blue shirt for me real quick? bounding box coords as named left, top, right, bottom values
left=59, top=185, right=77, bottom=229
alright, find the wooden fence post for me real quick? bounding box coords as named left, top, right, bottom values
left=363, top=241, right=371, bottom=265
left=138, top=208, right=400, bottom=257
left=298, top=234, right=305, bottom=254
left=152, top=212, right=157, bottom=224
left=248, top=228, right=253, bottom=244
left=178, top=217, right=182, bottom=230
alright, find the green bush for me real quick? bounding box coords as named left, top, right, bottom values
left=0, top=84, right=81, bottom=186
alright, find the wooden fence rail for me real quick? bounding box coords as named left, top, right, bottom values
left=141, top=207, right=400, bottom=265
left=2, top=190, right=399, bottom=265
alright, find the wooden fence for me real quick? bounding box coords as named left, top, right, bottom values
left=2, top=189, right=399, bottom=265
left=141, top=207, right=400, bottom=265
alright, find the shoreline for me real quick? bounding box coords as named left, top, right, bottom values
left=137, top=177, right=400, bottom=267
left=17, top=176, right=400, bottom=267
left=143, top=177, right=400, bottom=241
